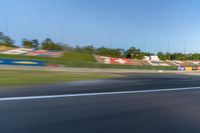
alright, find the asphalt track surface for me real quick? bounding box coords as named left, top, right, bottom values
left=2, top=73, right=200, bottom=133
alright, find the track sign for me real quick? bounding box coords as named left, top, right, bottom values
left=110, top=58, right=134, bottom=65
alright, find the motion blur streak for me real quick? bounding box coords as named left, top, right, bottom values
left=2, top=73, right=200, bottom=133
left=1, top=86, right=200, bottom=101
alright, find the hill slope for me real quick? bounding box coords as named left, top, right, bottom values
left=0, top=52, right=177, bottom=70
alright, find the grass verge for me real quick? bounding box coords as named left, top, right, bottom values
left=0, top=69, right=117, bottom=86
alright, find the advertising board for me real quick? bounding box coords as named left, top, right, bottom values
left=0, top=59, right=46, bottom=66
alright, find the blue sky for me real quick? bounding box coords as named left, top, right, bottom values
left=1, top=0, right=200, bottom=53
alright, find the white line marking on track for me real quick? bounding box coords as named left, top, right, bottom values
left=1, top=86, right=200, bottom=101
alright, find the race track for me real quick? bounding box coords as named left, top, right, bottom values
left=1, top=73, right=200, bottom=133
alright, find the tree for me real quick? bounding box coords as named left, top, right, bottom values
left=32, top=39, right=40, bottom=49
left=96, top=47, right=122, bottom=57
left=124, top=47, right=144, bottom=59
left=0, top=32, right=17, bottom=47
left=75, top=46, right=85, bottom=53
left=22, top=39, right=40, bottom=49
left=22, top=39, right=33, bottom=48
left=41, top=38, right=63, bottom=51
left=157, top=52, right=171, bottom=60
left=82, top=45, right=95, bottom=54
left=62, top=43, right=73, bottom=51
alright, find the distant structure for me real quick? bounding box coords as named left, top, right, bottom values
left=143, top=55, right=160, bottom=61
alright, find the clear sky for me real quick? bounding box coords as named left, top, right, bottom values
left=1, top=0, right=200, bottom=53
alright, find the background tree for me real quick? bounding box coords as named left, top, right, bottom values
left=22, top=39, right=40, bottom=49
left=32, top=39, right=40, bottom=49
left=0, top=32, right=17, bottom=47
left=22, top=39, right=33, bottom=48
left=157, top=52, right=172, bottom=60
left=41, top=38, right=63, bottom=51
left=74, top=45, right=83, bottom=53
left=96, top=47, right=122, bottom=57
left=124, top=47, right=144, bottom=59
left=156, top=52, right=200, bottom=60
left=62, top=43, right=74, bottom=51
left=82, top=45, right=95, bottom=54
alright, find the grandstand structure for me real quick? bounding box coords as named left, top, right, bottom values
left=94, top=55, right=200, bottom=67
left=0, top=46, right=200, bottom=67
left=0, top=46, right=13, bottom=52
left=0, top=46, right=63, bottom=57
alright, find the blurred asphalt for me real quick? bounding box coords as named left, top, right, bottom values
left=1, top=73, right=200, bottom=133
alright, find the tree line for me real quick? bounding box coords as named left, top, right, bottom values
left=0, top=32, right=152, bottom=59
left=73, top=45, right=152, bottom=59
left=0, top=32, right=63, bottom=51
left=1, top=32, right=200, bottom=60
left=157, top=52, right=200, bottom=60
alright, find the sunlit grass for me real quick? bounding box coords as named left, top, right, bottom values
left=0, top=69, right=116, bottom=86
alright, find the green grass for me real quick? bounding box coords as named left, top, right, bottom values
left=0, top=51, right=178, bottom=70
left=0, top=51, right=96, bottom=65
left=74, top=63, right=178, bottom=70
left=0, top=69, right=116, bottom=86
